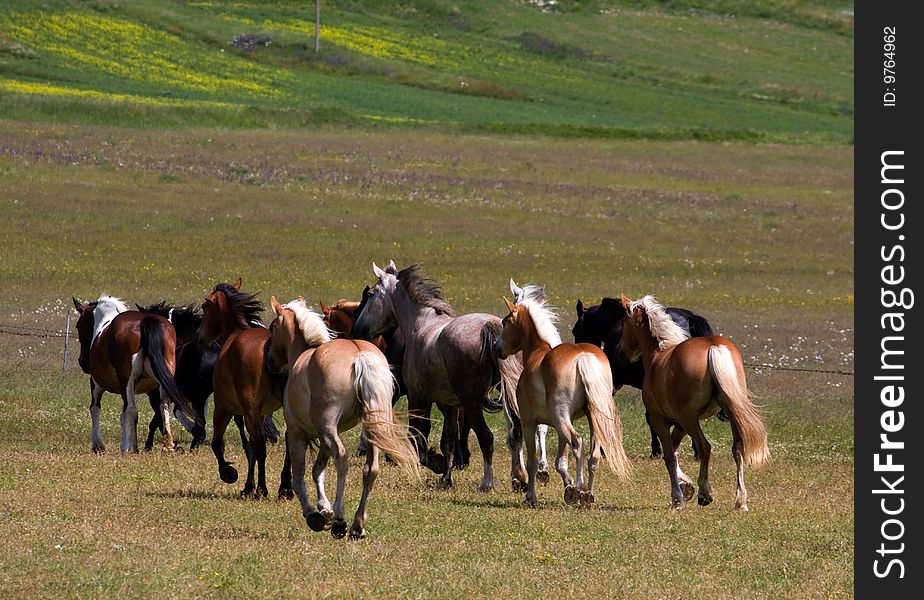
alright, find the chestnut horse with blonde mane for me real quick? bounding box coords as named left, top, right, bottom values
left=619, top=295, right=769, bottom=510
left=198, top=279, right=292, bottom=499
left=268, top=297, right=419, bottom=539
left=72, top=295, right=204, bottom=453
left=495, top=297, right=632, bottom=508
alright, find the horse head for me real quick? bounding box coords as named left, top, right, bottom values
left=352, top=262, right=399, bottom=340
left=72, top=297, right=97, bottom=374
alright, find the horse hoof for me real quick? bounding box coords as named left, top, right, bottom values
left=735, top=502, right=749, bottom=512
left=219, top=465, right=238, bottom=484
left=697, top=495, right=713, bottom=507
left=476, top=482, right=494, bottom=493
left=278, top=487, right=294, bottom=500
left=511, top=478, right=525, bottom=493
left=425, top=450, right=446, bottom=474
left=649, top=452, right=662, bottom=460
left=306, top=512, right=327, bottom=532
left=255, top=487, right=268, bottom=500
left=564, top=485, right=580, bottom=505
left=523, top=497, right=537, bottom=508
left=331, top=520, right=348, bottom=539
left=239, top=486, right=255, bottom=499
left=92, top=445, right=106, bottom=454
left=348, top=527, right=368, bottom=540
left=680, top=482, right=695, bottom=502
left=671, top=498, right=685, bottom=510
left=580, top=491, right=595, bottom=508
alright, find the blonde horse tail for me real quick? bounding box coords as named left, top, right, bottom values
left=708, top=344, right=769, bottom=467
left=499, top=352, right=523, bottom=419
left=577, top=354, right=632, bottom=479
left=353, top=351, right=420, bottom=480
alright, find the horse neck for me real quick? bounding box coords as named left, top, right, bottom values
left=632, top=324, right=663, bottom=370
left=518, top=311, right=551, bottom=363
left=391, top=284, right=448, bottom=334
left=285, top=333, right=310, bottom=368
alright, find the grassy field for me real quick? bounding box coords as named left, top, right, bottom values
left=0, top=0, right=852, bottom=141
left=0, top=121, right=852, bottom=597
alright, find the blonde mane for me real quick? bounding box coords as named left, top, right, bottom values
left=92, top=294, right=129, bottom=342
left=285, top=298, right=334, bottom=347
left=520, top=298, right=562, bottom=348
left=630, top=295, right=690, bottom=350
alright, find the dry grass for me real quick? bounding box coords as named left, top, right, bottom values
left=0, top=121, right=852, bottom=598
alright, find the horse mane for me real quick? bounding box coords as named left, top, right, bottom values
left=396, top=264, right=455, bottom=317
left=96, top=294, right=129, bottom=314
left=213, top=283, right=265, bottom=328
left=285, top=299, right=334, bottom=346
left=520, top=299, right=562, bottom=348
left=631, top=295, right=691, bottom=350
left=138, top=301, right=202, bottom=331
left=329, top=300, right=360, bottom=312
left=515, top=283, right=547, bottom=305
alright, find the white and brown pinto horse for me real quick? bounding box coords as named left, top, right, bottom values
left=619, top=295, right=769, bottom=510
left=495, top=297, right=632, bottom=507
left=268, top=297, right=418, bottom=539
left=72, top=295, right=203, bottom=453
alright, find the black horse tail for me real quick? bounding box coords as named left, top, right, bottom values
left=140, top=317, right=205, bottom=427
left=479, top=321, right=505, bottom=413
left=263, top=414, right=280, bottom=444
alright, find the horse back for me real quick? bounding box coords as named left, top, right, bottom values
left=92, top=311, right=173, bottom=394
left=214, top=327, right=279, bottom=414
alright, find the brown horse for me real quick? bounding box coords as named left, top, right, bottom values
left=268, top=297, right=419, bottom=539
left=619, top=295, right=769, bottom=510
left=495, top=297, right=632, bottom=507
left=198, top=279, right=291, bottom=499
left=72, top=295, right=203, bottom=453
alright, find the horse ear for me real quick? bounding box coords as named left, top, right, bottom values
left=319, top=300, right=330, bottom=315
left=388, top=259, right=397, bottom=271
left=297, top=295, right=305, bottom=303
left=575, top=299, right=584, bottom=318
left=504, top=296, right=516, bottom=313
left=620, top=294, right=632, bottom=309
left=73, top=297, right=86, bottom=313
left=372, top=262, right=386, bottom=279
left=233, top=278, right=242, bottom=290
left=509, top=278, right=522, bottom=299
left=270, top=296, right=283, bottom=315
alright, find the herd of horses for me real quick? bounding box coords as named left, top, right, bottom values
left=71, top=262, right=769, bottom=538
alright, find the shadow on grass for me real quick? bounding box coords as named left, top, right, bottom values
left=445, top=495, right=661, bottom=513
left=145, top=488, right=262, bottom=502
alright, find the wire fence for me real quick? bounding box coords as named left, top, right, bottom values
left=1, top=320, right=856, bottom=377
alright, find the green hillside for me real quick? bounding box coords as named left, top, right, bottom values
left=0, top=0, right=853, bottom=142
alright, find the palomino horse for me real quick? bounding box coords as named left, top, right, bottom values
left=353, top=262, right=525, bottom=491
left=268, top=297, right=419, bottom=539
left=573, top=297, right=713, bottom=459
left=138, top=302, right=279, bottom=452
left=495, top=297, right=632, bottom=507
left=619, top=295, right=769, bottom=510
left=72, top=295, right=203, bottom=453
left=198, top=279, right=292, bottom=499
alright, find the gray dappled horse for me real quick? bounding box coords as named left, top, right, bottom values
left=353, top=263, right=526, bottom=491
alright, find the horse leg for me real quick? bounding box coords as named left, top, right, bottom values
left=504, top=406, right=528, bottom=492
left=409, top=397, right=441, bottom=473
left=650, top=413, right=684, bottom=509
left=349, top=443, right=380, bottom=539
left=234, top=414, right=249, bottom=457
left=646, top=411, right=662, bottom=459
left=684, top=421, right=713, bottom=506
left=731, top=421, right=749, bottom=511
left=355, top=431, right=369, bottom=457
left=153, top=384, right=175, bottom=454
left=582, top=420, right=600, bottom=509
left=670, top=426, right=695, bottom=501
left=321, top=429, right=350, bottom=539
left=287, top=428, right=315, bottom=528
left=211, top=405, right=238, bottom=484
left=521, top=416, right=539, bottom=507
left=466, top=404, right=495, bottom=492
left=310, top=443, right=334, bottom=529
left=189, top=396, right=209, bottom=451
left=277, top=430, right=294, bottom=499
left=242, top=412, right=267, bottom=499
left=553, top=425, right=572, bottom=491
left=454, top=411, right=472, bottom=470
left=436, top=404, right=458, bottom=487
left=89, top=379, right=105, bottom=453
left=145, top=391, right=162, bottom=452
left=564, top=421, right=585, bottom=505
left=120, top=352, right=144, bottom=453
left=536, top=424, right=550, bottom=484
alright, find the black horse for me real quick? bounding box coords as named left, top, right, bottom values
left=138, top=302, right=278, bottom=452
left=572, top=297, right=714, bottom=459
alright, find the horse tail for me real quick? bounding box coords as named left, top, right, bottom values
left=478, top=321, right=505, bottom=412
left=577, top=353, right=632, bottom=479
left=708, top=344, right=769, bottom=467
left=353, top=351, right=420, bottom=480
left=140, top=317, right=205, bottom=427
left=687, top=315, right=714, bottom=337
